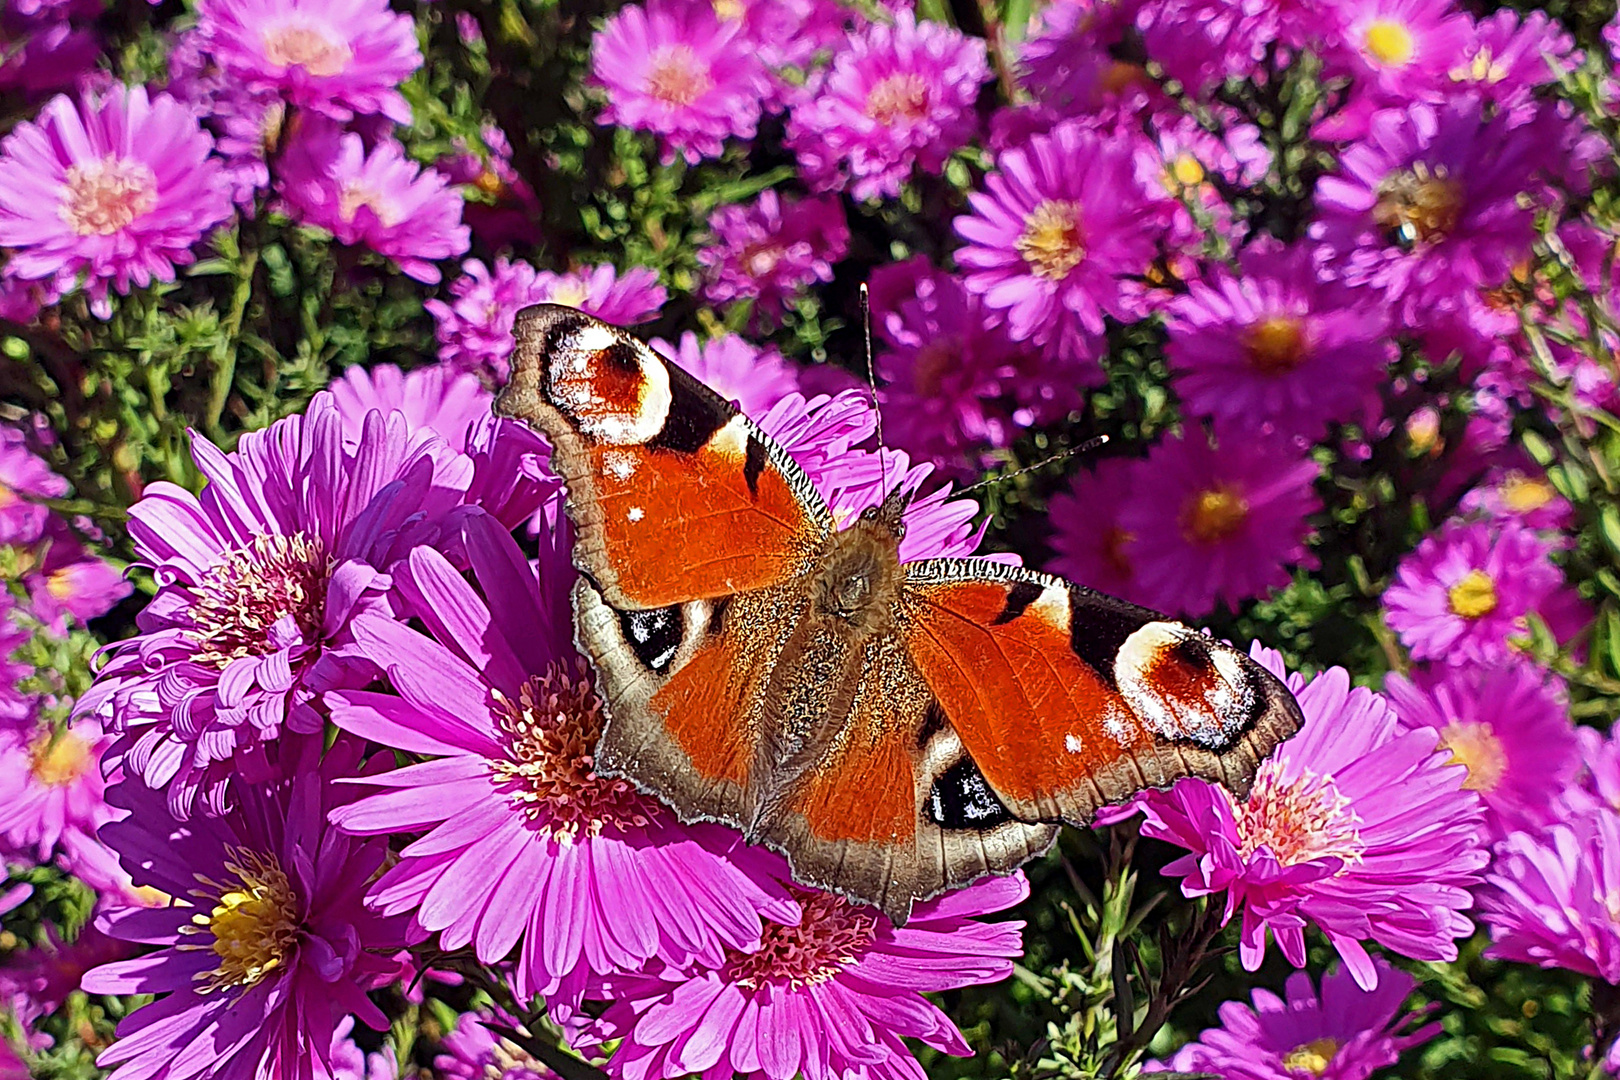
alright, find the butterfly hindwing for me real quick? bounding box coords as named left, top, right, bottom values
left=899, top=559, right=1302, bottom=825
left=497, top=304, right=832, bottom=609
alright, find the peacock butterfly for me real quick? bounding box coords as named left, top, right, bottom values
left=496, top=304, right=1304, bottom=923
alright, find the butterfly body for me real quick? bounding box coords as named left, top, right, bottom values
left=499, top=303, right=1305, bottom=923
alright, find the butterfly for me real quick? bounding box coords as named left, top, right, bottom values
left=496, top=304, right=1304, bottom=924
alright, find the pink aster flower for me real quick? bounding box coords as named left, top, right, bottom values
left=328, top=364, right=494, bottom=453
left=0, top=431, right=66, bottom=545
left=1150, top=959, right=1439, bottom=1080
left=1478, top=809, right=1620, bottom=984
left=785, top=11, right=989, bottom=200
left=698, top=190, right=848, bottom=318
left=79, top=391, right=534, bottom=817
left=1046, top=457, right=1156, bottom=609
left=277, top=125, right=469, bottom=284
left=584, top=871, right=1028, bottom=1080
left=1116, top=425, right=1320, bottom=617
left=22, top=519, right=131, bottom=633
left=427, top=259, right=667, bottom=380
left=327, top=514, right=799, bottom=1014
left=869, top=256, right=1085, bottom=478
left=0, top=20, right=100, bottom=97
left=1165, top=243, right=1394, bottom=439
left=1383, top=518, right=1567, bottom=666
left=1448, top=10, right=1579, bottom=107
left=1458, top=465, right=1574, bottom=532
left=591, top=0, right=767, bottom=165
left=82, top=736, right=410, bottom=1080
left=0, top=714, right=117, bottom=860
left=1133, top=646, right=1488, bottom=988
left=1320, top=0, right=1471, bottom=102
left=0, top=85, right=233, bottom=317
left=649, top=332, right=801, bottom=420
left=1310, top=99, right=1547, bottom=317
left=193, top=0, right=421, bottom=123
left=434, top=1011, right=555, bottom=1080
left=435, top=125, right=543, bottom=248
left=0, top=916, right=131, bottom=1045
left=328, top=1016, right=399, bottom=1080
left=955, top=121, right=1175, bottom=356
left=1385, top=661, right=1578, bottom=838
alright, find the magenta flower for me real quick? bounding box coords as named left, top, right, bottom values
left=328, top=1016, right=399, bottom=1080
left=277, top=125, right=469, bottom=284
left=23, top=519, right=131, bottom=633
left=1320, top=0, right=1470, bottom=101
left=1449, top=10, right=1579, bottom=106
left=1311, top=100, right=1547, bottom=316
left=785, top=10, right=988, bottom=200
left=1383, top=518, right=1567, bottom=666
left=1046, top=457, right=1156, bottom=609
left=79, top=392, right=510, bottom=816
left=434, top=1011, right=553, bottom=1080
left=868, top=256, right=1083, bottom=478
left=1115, top=425, right=1320, bottom=617
left=435, top=125, right=544, bottom=247
left=427, top=259, right=667, bottom=379
left=0, top=86, right=233, bottom=317
left=1479, top=809, right=1620, bottom=984
left=955, top=121, right=1174, bottom=356
left=327, top=513, right=798, bottom=1013
left=328, top=364, right=494, bottom=453
left=1132, top=647, right=1488, bottom=988
left=0, top=916, right=131, bottom=1046
left=591, top=0, right=767, bottom=164
left=193, top=0, right=421, bottom=123
left=1458, top=466, right=1574, bottom=532
left=584, top=871, right=1028, bottom=1080
left=82, top=737, right=411, bottom=1080
left=649, top=332, right=801, bottom=420
left=1151, top=959, right=1439, bottom=1080
left=0, top=431, right=67, bottom=545
left=1165, top=243, right=1394, bottom=439
left=1385, top=661, right=1578, bottom=838
left=698, top=190, right=848, bottom=318
left=0, top=714, right=117, bottom=861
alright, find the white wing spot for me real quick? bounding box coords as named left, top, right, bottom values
left=1065, top=733, right=1084, bottom=754
left=627, top=506, right=644, bottom=522
left=604, top=451, right=637, bottom=480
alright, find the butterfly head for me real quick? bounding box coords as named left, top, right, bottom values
left=859, top=485, right=911, bottom=540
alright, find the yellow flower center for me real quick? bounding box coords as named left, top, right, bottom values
left=1452, top=48, right=1508, bottom=84
left=0, top=483, right=13, bottom=509
left=712, top=0, right=744, bottom=19
left=1181, top=485, right=1250, bottom=544
left=189, top=849, right=300, bottom=993
left=1447, top=569, right=1497, bottom=620
left=1016, top=200, right=1086, bottom=281
left=1373, top=164, right=1464, bottom=248
left=261, top=21, right=352, bottom=77
left=1243, top=315, right=1311, bottom=375
left=60, top=156, right=157, bottom=237
left=1363, top=18, right=1415, bottom=65
left=338, top=182, right=403, bottom=227
left=545, top=280, right=590, bottom=308
left=646, top=45, right=712, bottom=107
left=1165, top=153, right=1206, bottom=191
left=1499, top=473, right=1554, bottom=514
left=190, top=532, right=330, bottom=669
left=1438, top=719, right=1507, bottom=793
left=866, top=73, right=931, bottom=125
left=28, top=730, right=93, bottom=787
left=1282, top=1038, right=1340, bottom=1076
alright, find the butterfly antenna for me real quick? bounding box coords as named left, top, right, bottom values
left=956, top=435, right=1111, bottom=499
left=860, top=283, right=883, bottom=450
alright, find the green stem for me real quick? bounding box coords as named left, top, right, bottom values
left=207, top=246, right=259, bottom=441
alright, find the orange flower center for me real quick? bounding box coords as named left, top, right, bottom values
left=1016, top=200, right=1086, bottom=281
left=60, top=157, right=157, bottom=237
left=261, top=22, right=352, bottom=77
left=1180, top=485, right=1250, bottom=544
left=646, top=46, right=712, bottom=107
left=1244, top=315, right=1311, bottom=375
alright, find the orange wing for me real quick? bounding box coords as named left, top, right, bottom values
left=497, top=305, right=831, bottom=609
left=899, top=560, right=1303, bottom=824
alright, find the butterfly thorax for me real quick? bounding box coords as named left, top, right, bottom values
left=810, top=513, right=905, bottom=637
